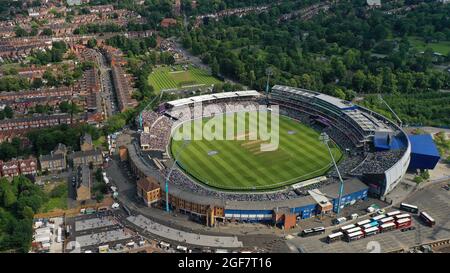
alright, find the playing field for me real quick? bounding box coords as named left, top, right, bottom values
left=408, top=36, right=450, bottom=55
left=170, top=113, right=342, bottom=191
left=148, top=65, right=222, bottom=93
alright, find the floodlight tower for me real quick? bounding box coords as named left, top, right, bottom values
left=378, top=94, right=403, bottom=127
left=265, top=67, right=273, bottom=101
left=164, top=140, right=190, bottom=212
left=319, top=132, right=344, bottom=214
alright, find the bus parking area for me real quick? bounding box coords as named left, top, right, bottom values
left=288, top=181, right=450, bottom=252
left=65, top=210, right=148, bottom=253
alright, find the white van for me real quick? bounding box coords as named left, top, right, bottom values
left=334, top=217, right=347, bottom=225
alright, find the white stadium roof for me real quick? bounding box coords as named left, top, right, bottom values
left=166, top=90, right=261, bottom=108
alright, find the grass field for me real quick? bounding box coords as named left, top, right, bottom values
left=408, top=36, right=450, bottom=55
left=40, top=182, right=68, bottom=213
left=148, top=65, right=222, bottom=93
left=171, top=113, right=342, bottom=191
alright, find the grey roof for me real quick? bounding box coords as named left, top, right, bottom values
left=80, top=165, right=90, bottom=188
left=39, top=153, right=64, bottom=162
left=225, top=195, right=317, bottom=211
left=53, top=143, right=67, bottom=153
left=320, top=178, right=368, bottom=199
left=69, top=149, right=102, bottom=159
left=367, top=0, right=381, bottom=6
left=81, top=133, right=93, bottom=145
left=316, top=93, right=354, bottom=110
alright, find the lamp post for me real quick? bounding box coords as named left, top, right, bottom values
left=319, top=132, right=344, bottom=214
left=265, top=67, right=273, bottom=99
left=165, top=140, right=190, bottom=212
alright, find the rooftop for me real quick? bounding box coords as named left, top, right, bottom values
left=166, top=90, right=260, bottom=108
left=408, top=134, right=440, bottom=157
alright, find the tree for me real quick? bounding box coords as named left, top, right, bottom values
left=211, top=57, right=220, bottom=76
left=42, top=28, right=53, bottom=36
left=0, top=181, right=16, bottom=207
left=331, top=57, right=346, bottom=79
left=413, top=175, right=423, bottom=184
left=333, top=88, right=346, bottom=100
left=31, top=78, right=43, bottom=89
left=59, top=101, right=71, bottom=113
left=87, top=38, right=97, bottom=49
left=249, top=70, right=256, bottom=88
left=182, top=34, right=192, bottom=49
left=352, top=70, right=366, bottom=92
left=96, top=193, right=104, bottom=203
left=3, top=106, right=13, bottom=119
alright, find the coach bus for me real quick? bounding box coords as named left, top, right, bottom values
left=380, top=222, right=396, bottom=232
left=395, top=218, right=412, bottom=229
left=378, top=216, right=395, bottom=225
left=356, top=219, right=371, bottom=227
left=301, top=227, right=325, bottom=237
left=363, top=226, right=379, bottom=237
left=341, top=224, right=356, bottom=233
left=386, top=210, right=401, bottom=217
left=419, top=211, right=436, bottom=227
left=371, top=214, right=386, bottom=222
left=345, top=227, right=362, bottom=235
left=326, top=232, right=344, bottom=244
left=400, top=203, right=419, bottom=214
left=346, top=230, right=364, bottom=242
left=394, top=213, right=411, bottom=220
left=362, top=221, right=379, bottom=229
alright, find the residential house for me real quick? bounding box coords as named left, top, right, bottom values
left=137, top=176, right=161, bottom=206
left=39, top=153, right=66, bottom=173
left=160, top=18, right=177, bottom=28
left=76, top=165, right=91, bottom=201
left=1, top=160, right=19, bottom=177
left=19, top=158, right=38, bottom=175
left=69, top=149, right=103, bottom=167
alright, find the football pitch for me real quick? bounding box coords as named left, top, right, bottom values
left=148, top=65, right=222, bottom=93
left=170, top=113, right=342, bottom=191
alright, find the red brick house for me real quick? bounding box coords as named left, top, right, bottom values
left=160, top=18, right=177, bottom=28
left=1, top=160, right=19, bottom=177
left=19, top=157, right=38, bottom=175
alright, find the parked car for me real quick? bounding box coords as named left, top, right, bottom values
left=350, top=213, right=359, bottom=220
left=376, top=209, right=386, bottom=215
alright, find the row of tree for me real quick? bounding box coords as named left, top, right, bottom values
left=0, top=176, right=47, bottom=252
left=30, top=41, right=68, bottom=65
left=178, top=1, right=450, bottom=126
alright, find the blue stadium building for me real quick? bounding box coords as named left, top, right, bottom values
left=407, top=134, right=441, bottom=170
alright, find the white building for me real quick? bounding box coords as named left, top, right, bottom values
left=367, top=0, right=382, bottom=8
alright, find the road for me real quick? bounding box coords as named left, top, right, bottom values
left=95, top=49, right=118, bottom=120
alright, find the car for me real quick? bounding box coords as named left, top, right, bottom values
left=442, top=185, right=450, bottom=191
left=375, top=209, right=386, bottom=215
left=111, top=203, right=120, bottom=209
